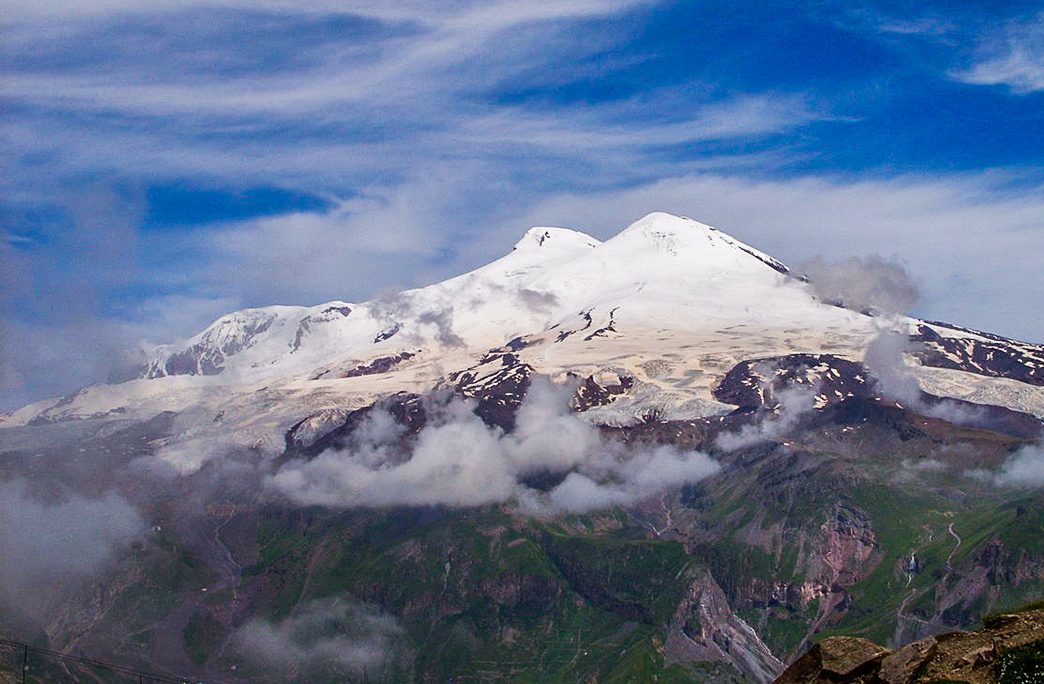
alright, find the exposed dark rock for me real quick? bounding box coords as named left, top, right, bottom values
left=776, top=637, right=890, bottom=683
left=912, top=324, right=1044, bottom=387
left=147, top=313, right=277, bottom=377
left=287, top=392, right=427, bottom=457
left=667, top=570, right=785, bottom=683
left=446, top=343, right=539, bottom=430
left=555, top=309, right=594, bottom=342
left=584, top=306, right=620, bottom=341
left=714, top=355, right=873, bottom=410
left=342, top=351, right=415, bottom=378
left=290, top=306, right=352, bottom=352
left=373, top=323, right=400, bottom=343
left=454, top=361, right=532, bottom=431
left=877, top=636, right=937, bottom=684
left=572, top=373, right=634, bottom=411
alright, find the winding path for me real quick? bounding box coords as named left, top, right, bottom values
left=894, top=521, right=963, bottom=646
left=945, top=522, right=962, bottom=571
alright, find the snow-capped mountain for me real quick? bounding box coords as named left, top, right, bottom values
left=4, top=211, right=1044, bottom=684
left=3, top=212, right=1041, bottom=470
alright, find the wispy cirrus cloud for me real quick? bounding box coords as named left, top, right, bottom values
left=952, top=13, right=1044, bottom=94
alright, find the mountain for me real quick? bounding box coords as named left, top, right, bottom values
left=4, top=212, right=1039, bottom=463
left=1, top=212, right=1042, bottom=683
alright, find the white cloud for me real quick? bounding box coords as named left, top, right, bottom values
left=455, top=95, right=826, bottom=151
left=0, top=2, right=652, bottom=117
left=716, top=383, right=816, bottom=451
left=800, top=254, right=920, bottom=315
left=862, top=326, right=989, bottom=425
left=953, top=13, right=1044, bottom=94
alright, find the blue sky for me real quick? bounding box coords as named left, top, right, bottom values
left=2, top=0, right=1043, bottom=408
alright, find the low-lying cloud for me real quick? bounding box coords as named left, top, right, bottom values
left=716, top=383, right=816, bottom=451
left=801, top=255, right=920, bottom=315
left=864, top=328, right=923, bottom=406
left=234, top=598, right=411, bottom=681
left=269, top=377, right=719, bottom=514
left=976, top=443, right=1044, bottom=488
left=892, top=457, right=950, bottom=484
left=864, top=327, right=986, bottom=425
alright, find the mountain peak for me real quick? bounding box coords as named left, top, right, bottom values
left=605, top=212, right=790, bottom=274
left=627, top=211, right=715, bottom=232
left=512, top=226, right=601, bottom=253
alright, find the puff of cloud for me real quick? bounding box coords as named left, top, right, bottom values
left=517, top=287, right=559, bottom=313
left=367, top=290, right=465, bottom=349
left=715, top=382, right=816, bottom=451
left=801, top=255, right=920, bottom=315
left=414, top=308, right=465, bottom=348
left=234, top=598, right=410, bottom=681
left=985, top=443, right=1044, bottom=488
left=892, top=458, right=949, bottom=484
left=863, top=328, right=987, bottom=425
left=541, top=445, right=720, bottom=514
left=863, top=328, right=923, bottom=406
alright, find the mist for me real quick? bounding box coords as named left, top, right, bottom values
left=0, top=479, right=144, bottom=616
left=517, top=287, right=559, bottom=314
left=863, top=329, right=923, bottom=406
left=234, top=598, right=411, bottom=681
left=367, top=291, right=464, bottom=348
left=864, top=327, right=987, bottom=425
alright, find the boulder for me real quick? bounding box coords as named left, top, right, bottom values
left=776, top=637, right=891, bottom=683
left=878, top=636, right=937, bottom=684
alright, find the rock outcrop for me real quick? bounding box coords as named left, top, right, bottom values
left=774, top=603, right=1044, bottom=683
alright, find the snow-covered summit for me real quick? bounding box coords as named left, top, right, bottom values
left=607, top=212, right=789, bottom=273
left=136, top=212, right=815, bottom=383
left=512, top=226, right=601, bottom=253
left=133, top=214, right=805, bottom=378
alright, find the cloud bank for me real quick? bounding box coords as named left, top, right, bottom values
left=269, top=377, right=719, bottom=514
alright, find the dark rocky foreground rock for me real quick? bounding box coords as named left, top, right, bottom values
left=775, top=603, right=1044, bottom=683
